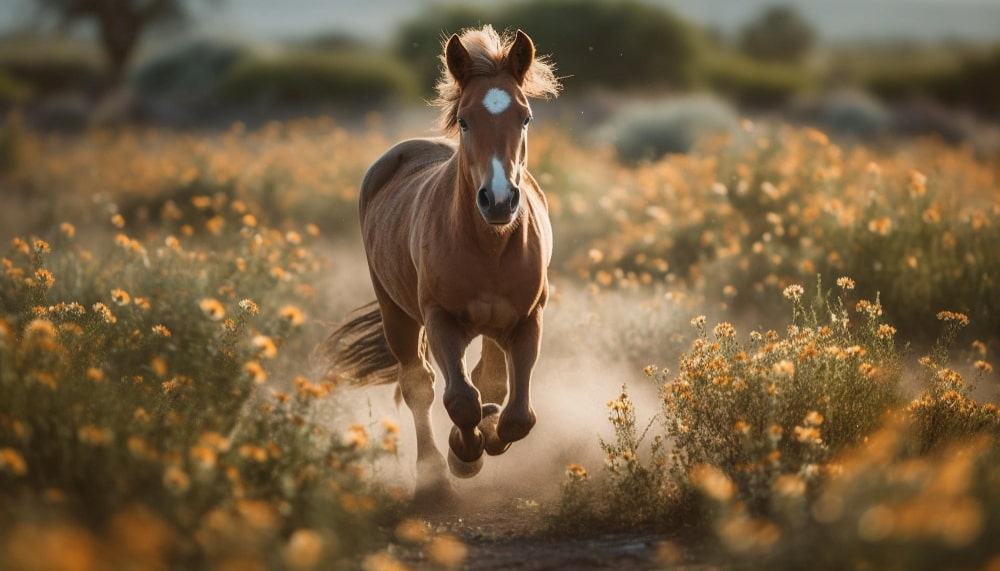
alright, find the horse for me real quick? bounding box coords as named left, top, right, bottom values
left=317, top=25, right=560, bottom=503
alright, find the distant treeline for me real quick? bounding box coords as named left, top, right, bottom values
left=0, top=0, right=997, bottom=120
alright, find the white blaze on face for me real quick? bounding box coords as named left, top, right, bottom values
left=482, top=87, right=512, bottom=115
left=490, top=155, right=509, bottom=201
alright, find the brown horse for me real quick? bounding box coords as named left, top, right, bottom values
left=318, top=26, right=560, bottom=501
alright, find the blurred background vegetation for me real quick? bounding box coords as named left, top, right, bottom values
left=1, top=3, right=998, bottom=569
left=0, top=0, right=996, bottom=142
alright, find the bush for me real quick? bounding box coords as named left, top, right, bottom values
left=130, top=39, right=251, bottom=104
left=0, top=70, right=31, bottom=108
left=0, top=188, right=401, bottom=570
left=738, top=5, right=815, bottom=64
left=216, top=50, right=418, bottom=108
left=791, top=90, right=891, bottom=141
left=704, top=51, right=816, bottom=109
left=0, top=38, right=106, bottom=98
left=596, top=95, right=739, bottom=162
left=1, top=119, right=372, bottom=240
left=549, top=279, right=903, bottom=529
left=394, top=0, right=702, bottom=97
left=660, top=280, right=901, bottom=517
left=864, top=47, right=1000, bottom=120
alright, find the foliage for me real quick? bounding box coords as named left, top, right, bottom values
left=0, top=119, right=372, bottom=238
left=216, top=50, right=419, bottom=108
left=0, top=38, right=106, bottom=98
left=0, top=198, right=403, bottom=569
left=553, top=283, right=999, bottom=568
left=791, top=90, right=891, bottom=141
left=31, top=0, right=218, bottom=82
left=394, top=0, right=701, bottom=96
left=0, top=70, right=32, bottom=107
left=863, top=47, right=1000, bottom=120
left=595, top=95, right=739, bottom=162
left=738, top=5, right=815, bottom=64
left=703, top=50, right=816, bottom=109
left=130, top=39, right=251, bottom=103
left=0, top=113, right=30, bottom=176
left=662, top=279, right=901, bottom=515
left=544, top=122, right=1000, bottom=341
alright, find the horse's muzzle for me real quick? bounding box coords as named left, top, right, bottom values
left=477, top=186, right=520, bottom=225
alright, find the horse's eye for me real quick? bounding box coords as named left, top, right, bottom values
left=523, top=116, right=532, bottom=128
left=458, top=118, right=469, bottom=132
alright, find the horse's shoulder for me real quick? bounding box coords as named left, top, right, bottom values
left=360, top=138, right=455, bottom=207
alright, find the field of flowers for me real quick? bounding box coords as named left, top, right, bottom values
left=1, top=109, right=998, bottom=569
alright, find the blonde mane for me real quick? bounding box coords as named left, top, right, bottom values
left=434, top=25, right=561, bottom=134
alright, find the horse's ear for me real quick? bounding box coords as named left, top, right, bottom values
left=507, top=29, right=535, bottom=85
left=446, top=34, right=473, bottom=87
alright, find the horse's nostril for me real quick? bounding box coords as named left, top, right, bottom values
left=477, top=188, right=491, bottom=210
left=509, top=187, right=520, bottom=212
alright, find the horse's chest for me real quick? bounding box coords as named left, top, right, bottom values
left=465, top=293, right=520, bottom=330
left=425, top=260, right=543, bottom=332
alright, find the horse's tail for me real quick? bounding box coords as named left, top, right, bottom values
left=314, top=302, right=398, bottom=386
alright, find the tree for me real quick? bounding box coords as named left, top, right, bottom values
left=32, top=0, right=218, bottom=84
left=739, top=5, right=814, bottom=64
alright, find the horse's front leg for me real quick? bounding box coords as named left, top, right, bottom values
left=497, top=310, right=542, bottom=444
left=423, top=309, right=485, bottom=469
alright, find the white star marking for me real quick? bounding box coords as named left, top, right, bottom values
left=483, top=88, right=512, bottom=115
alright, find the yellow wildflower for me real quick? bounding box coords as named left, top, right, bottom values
left=279, top=304, right=306, bottom=326
left=163, top=466, right=190, bottom=495
left=936, top=311, right=969, bottom=327
left=110, top=288, right=131, bottom=306
left=425, top=534, right=467, bottom=570
left=0, top=447, right=28, bottom=476
left=252, top=335, right=278, bottom=359
left=244, top=361, right=266, bottom=384
left=238, top=298, right=259, bottom=315
left=782, top=284, right=804, bottom=301
left=199, top=298, right=226, bottom=320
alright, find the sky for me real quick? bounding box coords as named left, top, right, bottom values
left=3, top=0, right=999, bottom=45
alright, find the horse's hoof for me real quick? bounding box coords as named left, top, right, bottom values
left=480, top=403, right=510, bottom=456
left=497, top=408, right=536, bottom=444
left=448, top=425, right=485, bottom=463
left=447, top=447, right=484, bottom=479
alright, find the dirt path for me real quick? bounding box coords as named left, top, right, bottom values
left=391, top=498, right=694, bottom=571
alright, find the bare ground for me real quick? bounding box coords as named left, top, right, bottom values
left=395, top=500, right=671, bottom=570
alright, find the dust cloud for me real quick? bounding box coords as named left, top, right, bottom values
left=314, top=239, right=687, bottom=506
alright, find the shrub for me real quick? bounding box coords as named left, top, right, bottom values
left=595, top=95, right=739, bottom=162
left=549, top=122, right=1000, bottom=341
left=791, top=90, right=891, bottom=141
left=130, top=39, right=251, bottom=103
left=738, top=5, right=815, bottom=64
left=1, top=120, right=370, bottom=239
left=394, top=0, right=701, bottom=96
left=0, top=70, right=31, bottom=108
left=0, top=198, right=401, bottom=569
left=0, top=38, right=106, bottom=98
left=216, top=50, right=418, bottom=108
left=704, top=51, right=816, bottom=109
left=661, top=279, right=901, bottom=516
left=550, top=279, right=903, bottom=529
left=864, top=47, right=1000, bottom=120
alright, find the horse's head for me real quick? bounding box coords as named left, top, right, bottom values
left=438, top=27, right=559, bottom=227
